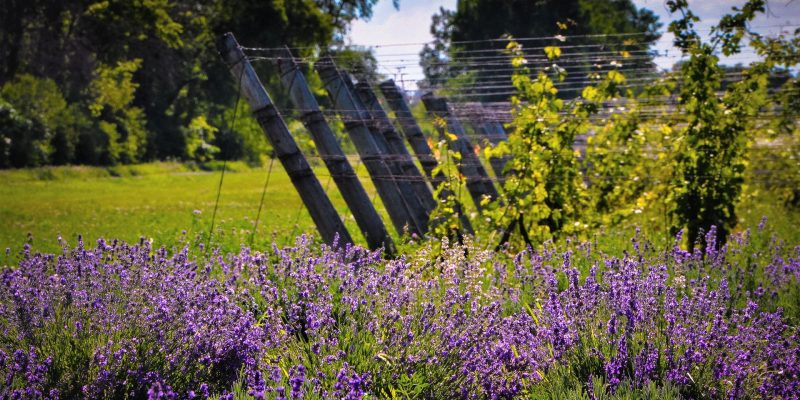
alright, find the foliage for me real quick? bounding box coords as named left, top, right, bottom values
left=0, top=0, right=388, bottom=168
left=420, top=0, right=661, bottom=90
left=88, top=59, right=149, bottom=165
left=0, top=99, right=50, bottom=168
left=450, top=0, right=800, bottom=251
left=584, top=104, right=649, bottom=226
left=212, top=101, right=273, bottom=165
left=183, top=116, right=221, bottom=163
left=664, top=0, right=797, bottom=248
left=482, top=41, right=590, bottom=245
left=327, top=48, right=383, bottom=83
left=1, top=75, right=69, bottom=132
left=0, top=75, right=86, bottom=166
left=428, top=124, right=470, bottom=239
left=472, top=1, right=798, bottom=249
left=749, top=127, right=800, bottom=209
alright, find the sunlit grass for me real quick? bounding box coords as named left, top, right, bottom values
left=0, top=161, right=388, bottom=255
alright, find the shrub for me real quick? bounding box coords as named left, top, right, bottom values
left=87, top=59, right=149, bottom=165
left=0, top=99, right=51, bottom=168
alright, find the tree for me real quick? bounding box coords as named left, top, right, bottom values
left=0, top=0, right=391, bottom=167
left=419, top=0, right=661, bottom=98
left=665, top=0, right=798, bottom=249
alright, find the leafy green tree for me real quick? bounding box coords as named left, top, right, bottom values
left=584, top=100, right=646, bottom=226
left=483, top=42, right=592, bottom=245
left=0, top=74, right=86, bottom=165
left=420, top=0, right=661, bottom=93
left=86, top=59, right=148, bottom=165
left=183, top=116, right=220, bottom=163
left=665, top=0, right=788, bottom=248
left=0, top=99, right=49, bottom=168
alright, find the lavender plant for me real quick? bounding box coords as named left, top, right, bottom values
left=1, top=224, right=798, bottom=399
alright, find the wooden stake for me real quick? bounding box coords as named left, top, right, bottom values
left=316, top=57, right=428, bottom=236
left=276, top=48, right=394, bottom=253
left=379, top=80, right=474, bottom=234
left=379, top=79, right=443, bottom=187
left=354, top=81, right=437, bottom=214
left=217, top=33, right=352, bottom=246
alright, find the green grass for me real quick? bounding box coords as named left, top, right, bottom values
left=2, top=161, right=798, bottom=258
left=0, top=161, right=388, bottom=255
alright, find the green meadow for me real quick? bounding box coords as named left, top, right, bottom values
left=0, top=162, right=390, bottom=255
left=2, top=161, right=798, bottom=258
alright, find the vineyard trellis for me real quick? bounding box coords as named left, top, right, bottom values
left=217, top=18, right=799, bottom=250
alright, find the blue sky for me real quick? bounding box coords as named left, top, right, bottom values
left=346, top=0, right=800, bottom=89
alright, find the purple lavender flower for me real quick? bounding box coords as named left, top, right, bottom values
left=289, top=364, right=306, bottom=398
left=1, top=228, right=798, bottom=399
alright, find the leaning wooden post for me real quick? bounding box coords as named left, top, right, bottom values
left=217, top=33, right=352, bottom=246
left=275, top=48, right=394, bottom=253
left=353, top=81, right=437, bottom=214
left=480, top=104, right=510, bottom=144
left=472, top=103, right=510, bottom=179
left=379, top=79, right=443, bottom=187
left=422, top=93, right=499, bottom=211
left=340, top=74, right=431, bottom=234
left=315, top=57, right=427, bottom=236
left=380, top=80, right=474, bottom=234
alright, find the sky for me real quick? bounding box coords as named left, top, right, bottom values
left=346, top=0, right=800, bottom=91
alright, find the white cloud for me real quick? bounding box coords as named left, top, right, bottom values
left=348, top=0, right=456, bottom=46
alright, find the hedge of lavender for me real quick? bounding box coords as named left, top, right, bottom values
left=1, top=226, right=799, bottom=399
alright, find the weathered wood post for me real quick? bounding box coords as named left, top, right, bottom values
left=379, top=80, right=474, bottom=234
left=469, top=103, right=509, bottom=179
left=422, top=93, right=499, bottom=211
left=217, top=33, right=352, bottom=246
left=353, top=81, right=437, bottom=214
left=379, top=79, right=443, bottom=186
left=340, top=74, right=431, bottom=234
left=275, top=48, right=394, bottom=253
left=480, top=104, right=511, bottom=144
left=315, top=57, right=428, bottom=236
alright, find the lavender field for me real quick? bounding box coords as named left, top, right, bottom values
left=3, top=0, right=800, bottom=398
left=2, top=223, right=798, bottom=399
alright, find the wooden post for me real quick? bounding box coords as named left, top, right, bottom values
left=379, top=79, right=442, bottom=186
left=276, top=48, right=393, bottom=253
left=217, top=33, right=352, bottom=246
left=470, top=103, right=509, bottom=179
left=340, top=74, right=431, bottom=234
left=315, top=57, right=427, bottom=236
left=480, top=105, right=510, bottom=144
left=422, top=93, right=499, bottom=211
left=379, top=80, right=474, bottom=234
left=353, top=81, right=437, bottom=214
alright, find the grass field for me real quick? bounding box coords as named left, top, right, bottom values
left=2, top=161, right=799, bottom=257
left=0, top=161, right=389, bottom=255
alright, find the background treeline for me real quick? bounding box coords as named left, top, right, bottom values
left=0, top=0, right=668, bottom=169
left=419, top=0, right=661, bottom=94
left=0, top=0, right=389, bottom=168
